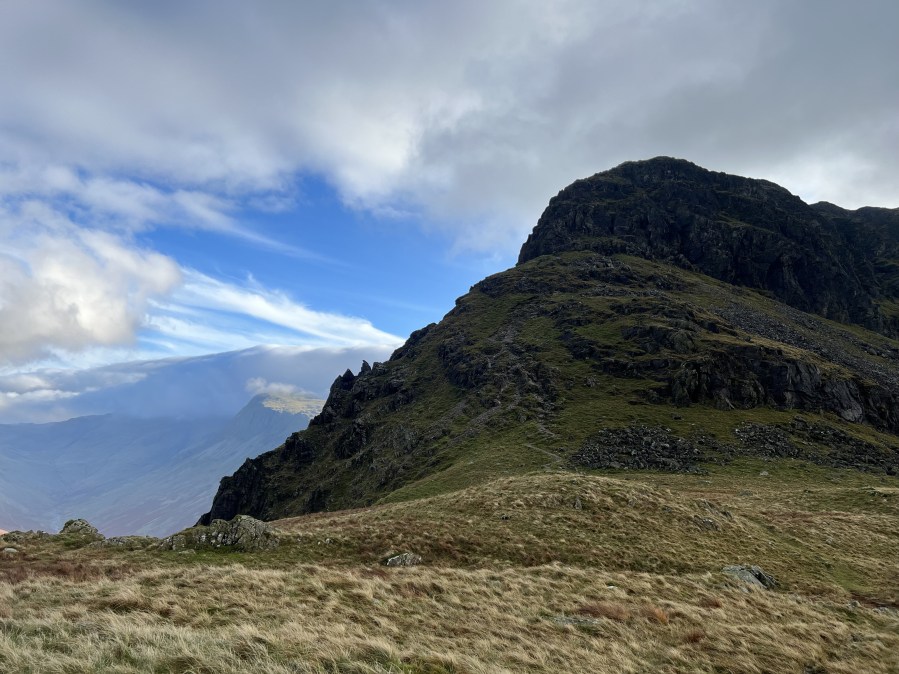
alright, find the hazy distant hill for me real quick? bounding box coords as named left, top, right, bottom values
left=0, top=393, right=323, bottom=536
left=0, top=344, right=393, bottom=424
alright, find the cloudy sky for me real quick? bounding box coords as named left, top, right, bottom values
left=1, top=0, right=897, bottom=420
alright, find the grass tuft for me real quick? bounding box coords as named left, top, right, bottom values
left=577, top=601, right=632, bottom=622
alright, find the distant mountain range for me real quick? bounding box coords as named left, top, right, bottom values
left=0, top=340, right=391, bottom=536
left=0, top=393, right=323, bottom=536
left=0, top=344, right=394, bottom=424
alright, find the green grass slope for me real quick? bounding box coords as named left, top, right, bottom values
left=203, top=249, right=899, bottom=522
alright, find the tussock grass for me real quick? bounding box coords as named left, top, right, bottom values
left=274, top=468, right=899, bottom=601
left=2, top=564, right=897, bottom=673
left=0, top=555, right=132, bottom=585
left=2, top=462, right=898, bottom=672
left=576, top=601, right=632, bottom=622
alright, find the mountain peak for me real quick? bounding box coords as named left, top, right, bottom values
left=518, top=159, right=899, bottom=337
left=518, top=157, right=799, bottom=265
left=201, top=160, right=899, bottom=525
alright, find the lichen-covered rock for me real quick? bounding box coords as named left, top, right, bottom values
left=160, top=515, right=279, bottom=552
left=59, top=519, right=104, bottom=540
left=89, top=536, right=158, bottom=550
left=385, top=552, right=422, bottom=567
left=723, top=564, right=777, bottom=589
left=1, top=530, right=51, bottom=543
left=2, top=547, right=18, bottom=555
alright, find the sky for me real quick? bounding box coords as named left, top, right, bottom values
left=1, top=0, right=897, bottom=421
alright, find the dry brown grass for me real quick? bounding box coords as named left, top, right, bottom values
left=698, top=596, right=723, bottom=609
left=641, top=604, right=670, bottom=624
left=1, top=462, right=898, bottom=672
left=273, top=469, right=899, bottom=603
left=576, top=601, right=632, bottom=622
left=0, top=555, right=132, bottom=585
left=1, top=563, right=898, bottom=673
left=682, top=627, right=706, bottom=643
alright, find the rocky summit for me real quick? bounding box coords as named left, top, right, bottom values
left=520, top=157, right=899, bottom=336
left=202, top=158, right=899, bottom=523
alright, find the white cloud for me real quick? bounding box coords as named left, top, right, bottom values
left=0, top=345, right=395, bottom=423
left=0, top=163, right=244, bottom=235
left=0, top=186, right=399, bottom=368
left=0, top=1, right=895, bottom=258
left=245, top=377, right=297, bottom=398
left=167, top=269, right=402, bottom=349
left=0, top=221, right=181, bottom=366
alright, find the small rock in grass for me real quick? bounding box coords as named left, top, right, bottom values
left=385, top=552, right=422, bottom=567
left=2, top=547, right=17, bottom=555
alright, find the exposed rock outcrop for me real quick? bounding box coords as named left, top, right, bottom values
left=723, top=565, right=778, bottom=590
left=59, top=519, right=104, bottom=540
left=385, top=552, right=422, bottom=567
left=89, top=536, right=159, bottom=550
left=571, top=425, right=714, bottom=472
left=519, top=157, right=899, bottom=337
left=162, top=515, right=279, bottom=552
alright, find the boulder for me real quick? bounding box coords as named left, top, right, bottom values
left=160, top=515, right=279, bottom=552
left=59, top=519, right=103, bottom=539
left=57, top=519, right=105, bottom=545
left=723, top=564, right=777, bottom=589
left=88, top=536, right=159, bottom=550
left=2, top=547, right=17, bottom=555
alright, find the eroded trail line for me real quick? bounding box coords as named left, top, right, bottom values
left=525, top=443, right=565, bottom=470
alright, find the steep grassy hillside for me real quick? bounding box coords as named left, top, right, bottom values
left=203, top=248, right=899, bottom=522
left=202, top=159, right=898, bottom=525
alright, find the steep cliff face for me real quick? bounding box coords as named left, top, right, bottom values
left=519, top=157, right=899, bottom=336
left=202, top=159, right=899, bottom=523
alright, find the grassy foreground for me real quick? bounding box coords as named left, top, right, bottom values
left=2, top=461, right=898, bottom=673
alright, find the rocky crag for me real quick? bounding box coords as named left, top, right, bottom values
left=520, top=157, right=899, bottom=337
left=202, top=158, right=899, bottom=523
